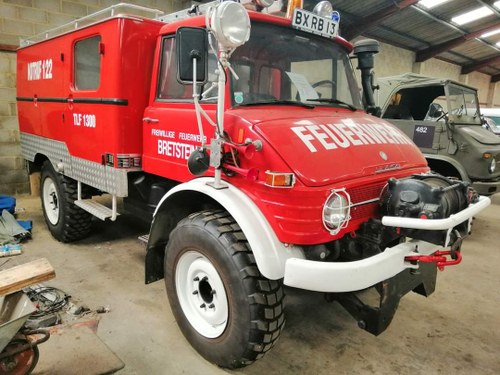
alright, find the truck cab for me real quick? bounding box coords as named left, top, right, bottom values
left=377, top=73, right=500, bottom=195
left=140, top=11, right=427, bottom=246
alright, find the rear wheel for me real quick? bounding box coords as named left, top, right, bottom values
left=40, top=161, right=92, bottom=242
left=165, top=210, right=285, bottom=368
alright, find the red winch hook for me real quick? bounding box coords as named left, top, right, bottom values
left=405, top=250, right=462, bottom=271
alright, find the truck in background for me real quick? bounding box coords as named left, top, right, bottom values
left=16, top=1, right=490, bottom=368
left=377, top=73, right=500, bottom=196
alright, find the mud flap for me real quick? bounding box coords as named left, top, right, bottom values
left=330, top=262, right=437, bottom=336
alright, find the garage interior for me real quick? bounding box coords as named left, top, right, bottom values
left=1, top=0, right=500, bottom=374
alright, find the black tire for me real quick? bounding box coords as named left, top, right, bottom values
left=40, top=161, right=92, bottom=242
left=165, top=210, right=285, bottom=368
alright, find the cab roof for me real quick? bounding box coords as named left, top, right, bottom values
left=158, top=10, right=353, bottom=52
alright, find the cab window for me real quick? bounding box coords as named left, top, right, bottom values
left=157, top=37, right=191, bottom=100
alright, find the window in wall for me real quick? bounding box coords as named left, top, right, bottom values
left=74, top=36, right=101, bottom=90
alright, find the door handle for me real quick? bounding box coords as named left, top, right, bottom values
left=143, top=117, right=159, bottom=124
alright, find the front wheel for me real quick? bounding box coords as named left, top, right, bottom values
left=165, top=210, right=285, bottom=368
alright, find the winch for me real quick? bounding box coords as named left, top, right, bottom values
left=380, top=174, right=476, bottom=246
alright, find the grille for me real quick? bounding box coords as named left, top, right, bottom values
left=347, top=182, right=386, bottom=220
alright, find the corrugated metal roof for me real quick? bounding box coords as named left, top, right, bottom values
left=304, top=0, right=500, bottom=81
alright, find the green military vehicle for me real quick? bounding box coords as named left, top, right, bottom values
left=377, top=73, right=500, bottom=195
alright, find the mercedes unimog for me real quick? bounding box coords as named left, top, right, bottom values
left=16, top=0, right=489, bottom=368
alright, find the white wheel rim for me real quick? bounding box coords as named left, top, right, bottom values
left=175, top=251, right=228, bottom=338
left=42, top=176, right=59, bottom=225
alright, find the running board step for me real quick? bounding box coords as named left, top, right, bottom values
left=75, top=199, right=119, bottom=221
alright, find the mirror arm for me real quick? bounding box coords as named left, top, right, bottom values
left=216, top=50, right=229, bottom=136
left=192, top=57, right=207, bottom=148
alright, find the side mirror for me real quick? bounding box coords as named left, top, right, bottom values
left=187, top=148, right=210, bottom=175
left=428, top=103, right=444, bottom=118
left=176, top=27, right=208, bottom=84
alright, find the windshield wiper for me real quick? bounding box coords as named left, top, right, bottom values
left=238, top=99, right=315, bottom=109
left=306, top=98, right=357, bottom=111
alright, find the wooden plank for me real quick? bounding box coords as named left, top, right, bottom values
left=0, top=258, right=55, bottom=296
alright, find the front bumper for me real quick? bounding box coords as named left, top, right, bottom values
left=283, top=196, right=490, bottom=293
left=472, top=180, right=500, bottom=196
left=284, top=240, right=438, bottom=292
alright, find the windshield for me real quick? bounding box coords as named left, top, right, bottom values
left=487, top=116, right=500, bottom=126
left=228, top=22, right=362, bottom=109
left=445, top=84, right=481, bottom=125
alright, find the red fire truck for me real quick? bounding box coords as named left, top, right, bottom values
left=16, top=0, right=490, bottom=368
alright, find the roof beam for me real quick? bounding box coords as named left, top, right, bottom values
left=492, top=74, right=500, bottom=83
left=343, top=0, right=419, bottom=40
left=416, top=23, right=500, bottom=62
left=461, top=55, right=500, bottom=74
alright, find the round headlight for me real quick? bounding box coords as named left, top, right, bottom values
left=209, top=2, right=250, bottom=50
left=323, top=190, right=351, bottom=234
left=489, top=157, right=496, bottom=173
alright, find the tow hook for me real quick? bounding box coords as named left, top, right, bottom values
left=405, top=250, right=462, bottom=271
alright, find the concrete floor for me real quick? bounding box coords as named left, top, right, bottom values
left=9, top=194, right=500, bottom=374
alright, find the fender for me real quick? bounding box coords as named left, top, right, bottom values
left=146, top=177, right=304, bottom=282
left=424, top=154, right=470, bottom=182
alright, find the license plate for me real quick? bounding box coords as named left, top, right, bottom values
left=291, top=8, right=339, bottom=39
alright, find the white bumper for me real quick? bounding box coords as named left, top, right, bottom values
left=284, top=196, right=490, bottom=293
left=284, top=240, right=436, bottom=292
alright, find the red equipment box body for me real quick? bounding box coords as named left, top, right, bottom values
left=16, top=16, right=163, bottom=168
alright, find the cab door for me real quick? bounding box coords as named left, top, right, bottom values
left=142, top=36, right=217, bottom=182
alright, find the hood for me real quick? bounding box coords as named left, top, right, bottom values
left=459, top=126, right=500, bottom=146
left=230, top=108, right=427, bottom=187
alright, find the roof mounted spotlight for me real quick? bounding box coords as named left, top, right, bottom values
left=254, top=0, right=275, bottom=8
left=313, top=1, right=333, bottom=17
left=207, top=1, right=251, bottom=51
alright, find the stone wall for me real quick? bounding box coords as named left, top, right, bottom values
left=0, top=51, right=24, bottom=194
left=487, top=82, right=500, bottom=107
left=374, top=42, right=415, bottom=77
left=464, top=72, right=498, bottom=106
